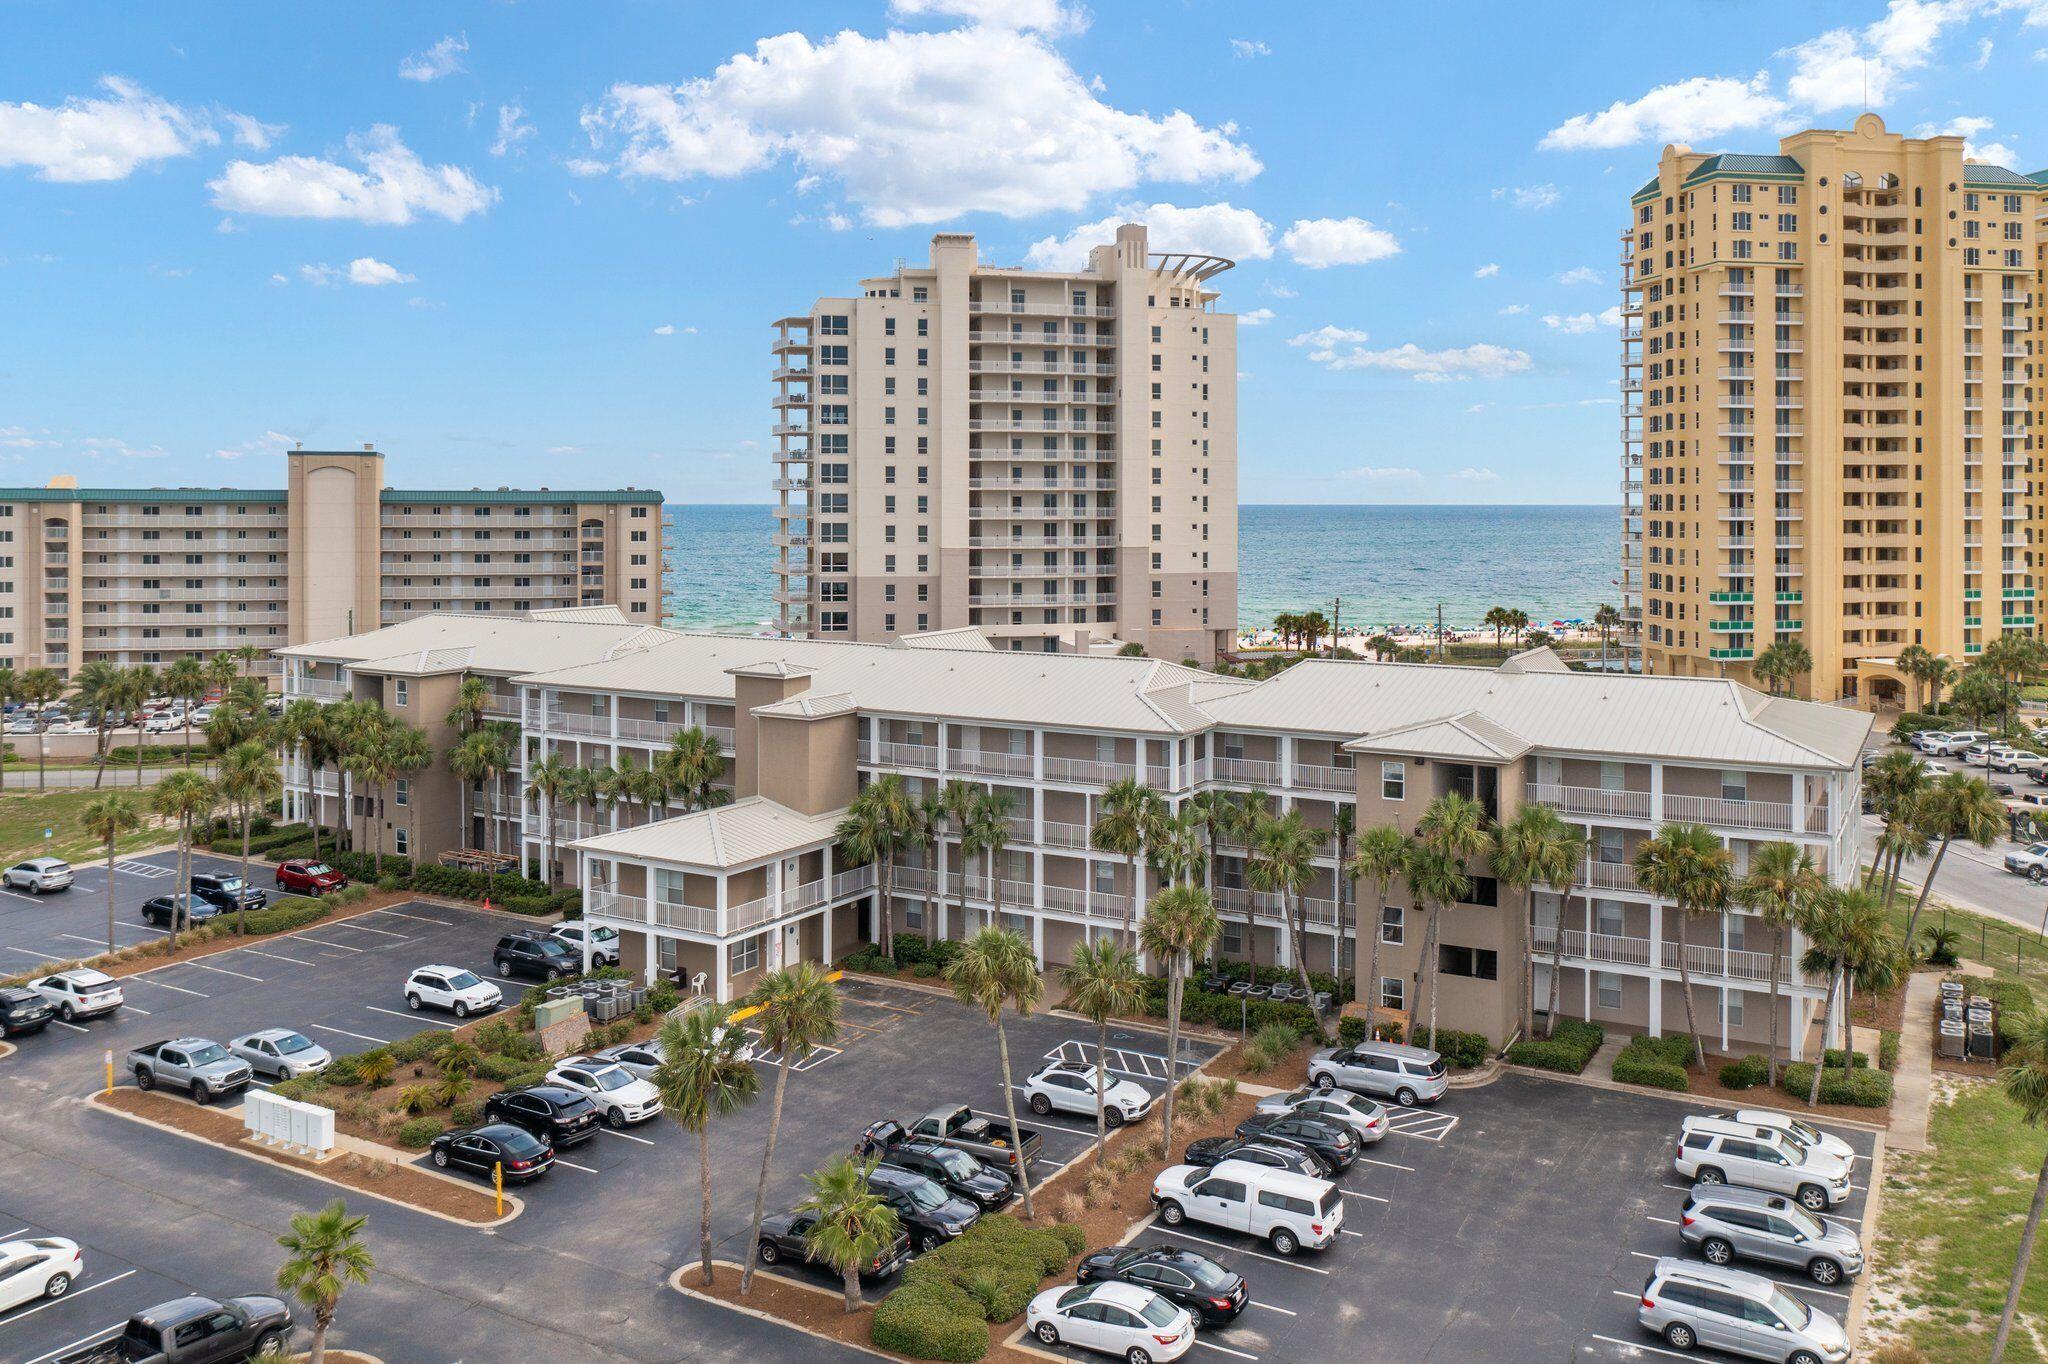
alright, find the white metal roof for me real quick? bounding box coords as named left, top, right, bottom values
left=568, top=796, right=845, bottom=868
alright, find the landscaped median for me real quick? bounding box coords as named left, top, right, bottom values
left=201, top=821, right=585, bottom=918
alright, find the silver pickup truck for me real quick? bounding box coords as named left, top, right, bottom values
left=129, top=1038, right=254, bottom=1105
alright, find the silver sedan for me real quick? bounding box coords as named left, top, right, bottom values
left=1253, top=1085, right=1389, bottom=1144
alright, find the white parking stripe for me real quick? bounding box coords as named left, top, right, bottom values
left=1146, top=1225, right=1331, bottom=1275
left=601, top=1128, right=657, bottom=1146
left=329, top=920, right=409, bottom=938
left=122, top=1004, right=151, bottom=1015
left=52, top=1020, right=88, bottom=1033
left=8, top=1269, right=138, bottom=1337
left=1645, top=1216, right=1680, bottom=1227
left=310, top=1023, right=392, bottom=1046
left=370, top=907, right=452, bottom=926
left=555, top=1158, right=599, bottom=1173
left=4, top=945, right=61, bottom=959
left=1248, top=1301, right=1297, bottom=1317
left=0, top=887, right=40, bottom=902
left=240, top=948, right=314, bottom=966
left=0, top=1226, right=31, bottom=1239
left=1339, top=1190, right=1389, bottom=1204
left=1352, top=1155, right=1415, bottom=1172
left=365, top=1005, right=453, bottom=1027
left=1195, top=1341, right=1258, bottom=1360
left=1586, top=1331, right=1693, bottom=1360
left=132, top=978, right=208, bottom=997
left=297, top=938, right=367, bottom=953
left=190, top=961, right=262, bottom=982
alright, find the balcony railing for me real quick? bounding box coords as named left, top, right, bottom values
left=948, top=749, right=1035, bottom=779
left=1041, top=754, right=1137, bottom=785
left=870, top=741, right=940, bottom=770
left=1525, top=782, right=1653, bottom=820
left=1531, top=926, right=1796, bottom=986
left=1209, top=755, right=1281, bottom=786
left=1213, top=885, right=1343, bottom=928
left=1663, top=792, right=1829, bottom=835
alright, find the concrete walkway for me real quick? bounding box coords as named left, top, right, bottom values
left=1889, top=971, right=1939, bottom=1154
left=1588, top=1032, right=1629, bottom=1078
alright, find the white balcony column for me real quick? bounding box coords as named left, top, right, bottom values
left=1032, top=913, right=1045, bottom=967
left=714, top=935, right=730, bottom=1002
left=1280, top=735, right=1295, bottom=791
left=1032, top=850, right=1044, bottom=912
left=1647, top=902, right=1664, bottom=1037
left=1649, top=761, right=1665, bottom=826
left=936, top=722, right=949, bottom=775
left=715, top=873, right=730, bottom=942
left=1032, top=728, right=1045, bottom=784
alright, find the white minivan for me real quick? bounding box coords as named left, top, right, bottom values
left=1150, top=1158, right=1343, bottom=1256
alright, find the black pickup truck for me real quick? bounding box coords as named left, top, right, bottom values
left=57, top=1294, right=292, bottom=1363
left=859, top=1105, right=1045, bottom=1176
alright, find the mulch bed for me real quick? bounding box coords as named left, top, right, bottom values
left=1638, top=1048, right=1895, bottom=1125
left=98, top=1087, right=503, bottom=1223
left=691, top=1262, right=1048, bottom=1363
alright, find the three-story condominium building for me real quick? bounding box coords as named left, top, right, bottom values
left=1621, top=113, right=2047, bottom=701
left=771, top=224, right=1239, bottom=663
left=278, top=616, right=1868, bottom=1059
left=0, top=447, right=664, bottom=678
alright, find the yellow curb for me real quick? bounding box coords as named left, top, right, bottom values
left=669, top=1260, right=899, bottom=1362
left=84, top=1092, right=523, bottom=1229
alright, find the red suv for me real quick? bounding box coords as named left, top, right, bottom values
left=275, top=859, right=347, bottom=894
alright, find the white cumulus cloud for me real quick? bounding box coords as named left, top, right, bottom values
left=1557, top=266, right=1602, bottom=285
left=1541, top=73, right=1791, bottom=151
left=1449, top=467, right=1500, bottom=483
left=1493, top=183, right=1561, bottom=210
left=1230, top=38, right=1271, bottom=58
left=1498, top=303, right=1528, bottom=316
left=398, top=33, right=468, bottom=83
left=1238, top=307, right=1275, bottom=326
left=576, top=23, right=1260, bottom=226
left=1290, top=329, right=1533, bottom=382
left=1280, top=216, right=1400, bottom=268
left=1025, top=201, right=1274, bottom=270
left=299, top=263, right=341, bottom=287
left=348, top=256, right=413, bottom=286
left=1473, top=262, right=1501, bottom=278
left=1542, top=313, right=1598, bottom=334
left=209, top=125, right=497, bottom=225
left=1914, top=115, right=2018, bottom=165
left=489, top=103, right=535, bottom=157
left=1338, top=465, right=1421, bottom=480
left=0, top=76, right=225, bottom=183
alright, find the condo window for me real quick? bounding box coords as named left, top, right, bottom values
left=729, top=935, right=762, bottom=977
left=1379, top=906, right=1404, bottom=946
left=1438, top=945, right=1498, bottom=981
left=1380, top=761, right=1405, bottom=801
left=1379, top=977, right=1405, bottom=1013
left=1725, top=990, right=1745, bottom=1026
left=1596, top=973, right=1623, bottom=1011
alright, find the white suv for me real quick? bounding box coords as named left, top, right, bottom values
left=1675, top=1117, right=1853, bottom=1211
left=1151, top=1158, right=1343, bottom=1256
left=551, top=921, right=620, bottom=968
left=3, top=858, right=72, bottom=893
left=29, top=968, right=124, bottom=1022
left=1992, top=749, right=2047, bottom=775
left=546, top=1055, right=664, bottom=1127
left=1926, top=730, right=1989, bottom=756
left=1021, top=1060, right=1154, bottom=1127
left=403, top=966, right=502, bottom=1019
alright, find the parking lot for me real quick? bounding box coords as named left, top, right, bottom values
left=1025, top=1073, right=1873, bottom=1364
left=0, top=847, right=286, bottom=970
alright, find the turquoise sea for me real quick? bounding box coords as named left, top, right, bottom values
left=662, top=503, right=1620, bottom=635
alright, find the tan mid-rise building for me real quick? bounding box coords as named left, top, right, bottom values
left=0, top=447, right=664, bottom=678
left=771, top=224, right=1239, bottom=663
left=1621, top=113, right=2047, bottom=701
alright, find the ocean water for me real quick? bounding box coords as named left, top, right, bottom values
left=661, top=503, right=1621, bottom=635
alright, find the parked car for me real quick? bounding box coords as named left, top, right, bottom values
left=1181, top=1135, right=1329, bottom=1179
left=54, top=1293, right=293, bottom=1364
left=189, top=873, right=266, bottom=914
left=1962, top=742, right=1999, bottom=766
left=227, top=1029, right=331, bottom=1081
left=867, top=1105, right=1044, bottom=1175
left=1924, top=730, right=1990, bottom=755
left=1074, top=1245, right=1247, bottom=1328
left=1021, top=1059, right=1155, bottom=1126
left=2005, top=843, right=2048, bottom=881
left=544, top=1056, right=663, bottom=1127
left=866, top=1163, right=980, bottom=1254
left=3, top=857, right=72, bottom=893
left=0, top=986, right=56, bottom=1037
left=596, top=1038, right=668, bottom=1081
left=129, top=1038, right=254, bottom=1105
left=1306, top=1040, right=1448, bottom=1107
left=1252, top=1086, right=1388, bottom=1144
left=404, top=966, right=502, bottom=1018
left=1990, top=748, right=2046, bottom=775
left=1675, top=1116, right=1854, bottom=1211
left=1704, top=1109, right=1856, bottom=1167
left=878, top=1139, right=1017, bottom=1211
left=551, top=921, right=620, bottom=967
left=0, top=1235, right=83, bottom=1313
left=756, top=1206, right=912, bottom=1281
left=1680, top=1184, right=1864, bottom=1286
left=28, top=968, right=124, bottom=1022
left=1151, top=1159, right=1343, bottom=1256
left=1637, top=1257, right=1850, bottom=1362
left=492, top=931, right=582, bottom=982
left=1026, top=1280, right=1195, bottom=1363
left=273, top=859, right=346, bottom=894
left=142, top=893, right=219, bottom=929
left=1233, top=1111, right=1358, bottom=1172
left=484, top=1084, right=602, bottom=1148
left=428, top=1123, right=554, bottom=1184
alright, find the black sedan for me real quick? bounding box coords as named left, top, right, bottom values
left=1183, top=1135, right=1330, bottom=1179
left=758, top=1208, right=913, bottom=1281
left=141, top=893, right=221, bottom=928
left=880, top=1140, right=1017, bottom=1211
left=428, top=1123, right=555, bottom=1184
left=1077, top=1245, right=1249, bottom=1327
left=1234, top=1111, right=1357, bottom=1172
left=0, top=986, right=54, bottom=1037
left=483, top=1084, right=603, bottom=1149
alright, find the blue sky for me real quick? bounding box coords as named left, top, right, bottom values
left=2, top=1, right=2043, bottom=505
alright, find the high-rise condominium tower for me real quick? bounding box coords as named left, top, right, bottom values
left=1621, top=113, right=2045, bottom=701
left=771, top=224, right=1239, bottom=663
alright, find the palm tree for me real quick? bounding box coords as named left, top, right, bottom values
left=1148, top=808, right=1203, bottom=891
left=907, top=789, right=944, bottom=942
left=1059, top=938, right=1146, bottom=1162
left=1862, top=752, right=1928, bottom=890
left=936, top=778, right=978, bottom=934
left=524, top=752, right=571, bottom=887
left=1920, top=655, right=1956, bottom=712
left=70, top=660, right=122, bottom=787
left=1796, top=886, right=1896, bottom=1104
left=482, top=723, right=518, bottom=874
left=0, top=667, right=13, bottom=792
left=943, top=927, right=1043, bottom=1216
left=1412, top=793, right=1493, bottom=1045
left=650, top=1005, right=760, bottom=1286
left=152, top=770, right=216, bottom=953
left=961, top=790, right=1014, bottom=930
left=387, top=725, right=431, bottom=869
left=1489, top=804, right=1585, bottom=1040
left=1733, top=842, right=1823, bottom=1086
left=1903, top=771, right=2006, bottom=947
left=163, top=657, right=208, bottom=764
left=1140, top=885, right=1221, bottom=1155
left=837, top=775, right=913, bottom=955
left=1483, top=606, right=1511, bottom=655
left=447, top=730, right=495, bottom=852
left=797, top=1156, right=901, bottom=1314
left=274, top=1199, right=373, bottom=1364
left=1329, top=804, right=1356, bottom=995
left=1347, top=825, right=1411, bottom=1039
left=1895, top=643, right=1934, bottom=712
left=1246, top=809, right=1328, bottom=1035
left=1092, top=779, right=1164, bottom=946
left=664, top=726, right=726, bottom=813
left=125, top=666, right=159, bottom=785
left=18, top=668, right=63, bottom=791
left=206, top=651, right=238, bottom=697
left=1632, top=822, right=1734, bottom=1068
left=80, top=793, right=141, bottom=953
left=741, top=963, right=840, bottom=1296
left=1593, top=603, right=1621, bottom=672
left=1993, top=1013, right=2048, bottom=1361
left=445, top=676, right=490, bottom=736
left=342, top=738, right=390, bottom=879
left=1183, top=789, right=1234, bottom=894
left=221, top=740, right=281, bottom=933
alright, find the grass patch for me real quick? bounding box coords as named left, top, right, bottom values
left=1871, top=1078, right=2048, bottom=1362
left=0, top=785, right=170, bottom=864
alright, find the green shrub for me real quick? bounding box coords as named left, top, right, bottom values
left=1335, top=1014, right=1404, bottom=1045
left=1406, top=1026, right=1491, bottom=1070
left=396, top=1117, right=445, bottom=1148
left=871, top=1275, right=989, bottom=1362
left=387, top=1030, right=456, bottom=1065
left=450, top=1100, right=483, bottom=1127
left=1623, top=1033, right=1698, bottom=1067
left=1820, top=1048, right=1871, bottom=1070
left=1779, top=1064, right=1893, bottom=1108
left=1612, top=1054, right=1691, bottom=1091
left=911, top=962, right=938, bottom=979
left=1879, top=1029, right=1901, bottom=1073
left=322, top=1054, right=363, bottom=1086
left=1508, top=1040, right=1586, bottom=1073
left=647, top=979, right=681, bottom=1015
left=1718, top=1055, right=1770, bottom=1090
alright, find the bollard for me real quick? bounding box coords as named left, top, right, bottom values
left=103, top=1048, right=112, bottom=1096
left=494, top=1160, right=504, bottom=1216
